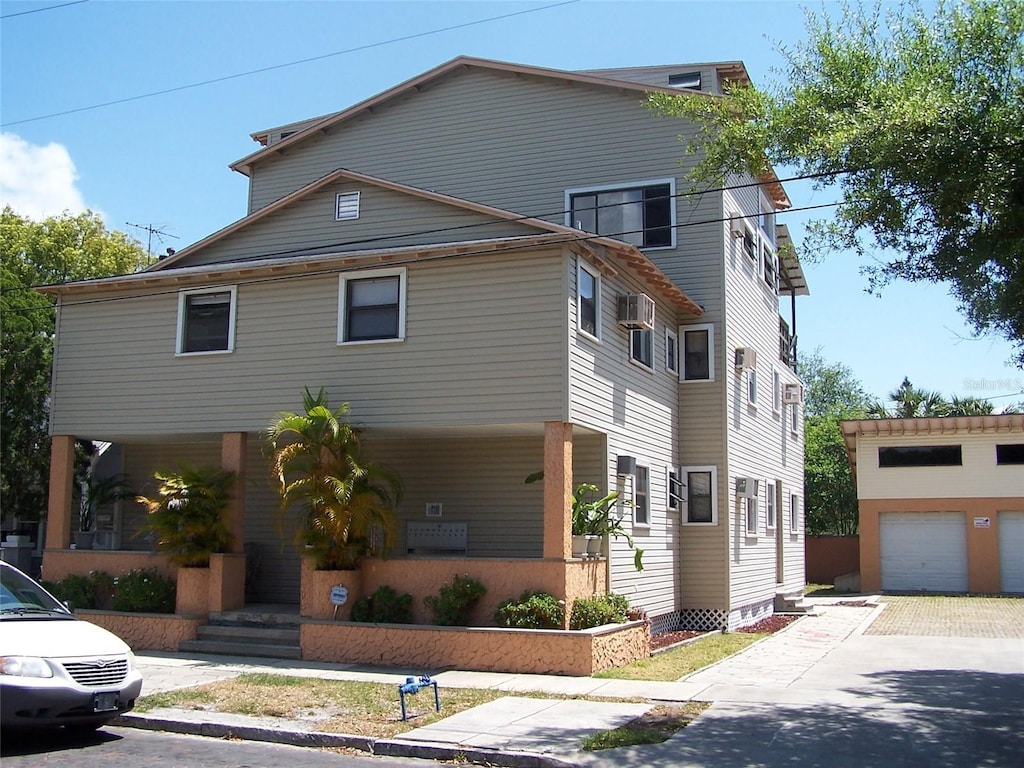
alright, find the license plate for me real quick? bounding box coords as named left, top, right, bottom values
left=93, top=693, right=118, bottom=712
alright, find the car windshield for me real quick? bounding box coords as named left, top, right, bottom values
left=0, top=565, right=72, bottom=617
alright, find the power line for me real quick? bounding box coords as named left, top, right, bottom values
left=1, top=0, right=579, bottom=127
left=0, top=0, right=87, bottom=20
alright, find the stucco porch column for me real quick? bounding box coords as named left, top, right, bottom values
left=220, top=432, right=246, bottom=554
left=45, top=435, right=76, bottom=549
left=542, top=421, right=573, bottom=560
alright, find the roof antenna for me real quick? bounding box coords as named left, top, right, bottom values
left=126, top=222, right=179, bottom=264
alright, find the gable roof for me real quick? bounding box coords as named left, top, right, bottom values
left=232, top=55, right=790, bottom=209
left=107, top=167, right=702, bottom=316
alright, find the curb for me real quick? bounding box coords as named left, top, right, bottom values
left=114, top=711, right=578, bottom=768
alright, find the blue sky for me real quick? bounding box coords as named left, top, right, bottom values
left=2, top=0, right=1020, bottom=407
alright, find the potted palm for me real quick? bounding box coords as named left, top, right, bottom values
left=267, top=388, right=402, bottom=620
left=136, top=466, right=234, bottom=614
left=526, top=473, right=620, bottom=560
left=76, top=473, right=133, bottom=550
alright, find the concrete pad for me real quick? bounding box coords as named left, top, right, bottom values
left=586, top=679, right=709, bottom=702
left=494, top=674, right=609, bottom=696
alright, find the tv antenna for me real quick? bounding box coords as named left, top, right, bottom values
left=126, top=222, right=179, bottom=260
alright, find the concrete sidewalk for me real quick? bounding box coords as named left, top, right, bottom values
left=120, top=600, right=886, bottom=766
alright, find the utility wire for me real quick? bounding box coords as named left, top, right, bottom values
left=1, top=0, right=578, bottom=126
left=0, top=0, right=87, bottom=20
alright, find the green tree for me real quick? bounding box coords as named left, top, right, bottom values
left=948, top=395, right=996, bottom=416
left=267, top=388, right=403, bottom=570
left=797, top=351, right=869, bottom=535
left=868, top=377, right=951, bottom=418
left=649, top=0, right=1024, bottom=365
left=1, top=207, right=149, bottom=522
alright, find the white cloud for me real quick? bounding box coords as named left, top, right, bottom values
left=0, top=132, right=88, bottom=219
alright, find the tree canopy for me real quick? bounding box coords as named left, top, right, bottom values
left=1, top=207, right=149, bottom=522
left=649, top=0, right=1024, bottom=365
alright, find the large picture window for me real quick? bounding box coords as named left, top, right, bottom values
left=176, top=286, right=237, bottom=355
left=566, top=179, right=675, bottom=249
left=338, top=268, right=406, bottom=344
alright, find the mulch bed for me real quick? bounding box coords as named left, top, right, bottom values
left=651, top=613, right=800, bottom=651
left=650, top=629, right=704, bottom=651
left=735, top=614, right=800, bottom=633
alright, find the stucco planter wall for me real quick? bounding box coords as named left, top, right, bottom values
left=42, top=550, right=174, bottom=582
left=300, top=557, right=362, bottom=620
left=78, top=610, right=203, bottom=652
left=175, top=566, right=210, bottom=615
left=301, top=619, right=648, bottom=676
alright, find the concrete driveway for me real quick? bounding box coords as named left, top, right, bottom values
left=586, top=596, right=1024, bottom=768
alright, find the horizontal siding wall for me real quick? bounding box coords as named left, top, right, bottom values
left=856, top=433, right=1024, bottom=500
left=50, top=250, right=569, bottom=438
left=722, top=182, right=805, bottom=613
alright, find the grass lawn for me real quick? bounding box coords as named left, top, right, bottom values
left=594, top=631, right=768, bottom=681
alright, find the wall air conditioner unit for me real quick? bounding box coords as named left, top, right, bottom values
left=734, top=346, right=757, bottom=370
left=735, top=477, right=759, bottom=499
left=617, top=293, right=655, bottom=330
left=782, top=383, right=805, bottom=405
left=729, top=214, right=745, bottom=238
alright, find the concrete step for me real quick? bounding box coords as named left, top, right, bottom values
left=196, top=624, right=300, bottom=644
left=178, top=638, right=303, bottom=660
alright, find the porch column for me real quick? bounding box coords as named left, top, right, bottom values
left=220, top=432, right=247, bottom=554
left=542, top=421, right=573, bottom=560
left=45, top=435, right=76, bottom=549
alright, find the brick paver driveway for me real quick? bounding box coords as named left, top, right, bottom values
left=864, top=595, right=1024, bottom=638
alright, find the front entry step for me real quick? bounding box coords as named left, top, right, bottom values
left=179, top=605, right=302, bottom=659
left=774, top=589, right=818, bottom=614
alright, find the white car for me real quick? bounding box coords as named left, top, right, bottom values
left=0, top=560, right=144, bottom=732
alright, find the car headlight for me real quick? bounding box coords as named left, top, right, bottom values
left=0, top=656, right=54, bottom=678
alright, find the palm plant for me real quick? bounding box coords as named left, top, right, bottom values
left=267, top=388, right=402, bottom=570
left=78, top=473, right=133, bottom=532
left=136, top=465, right=234, bottom=566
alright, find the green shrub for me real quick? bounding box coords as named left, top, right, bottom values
left=424, top=574, right=486, bottom=626
left=43, top=573, right=96, bottom=610
left=111, top=568, right=176, bottom=613
left=350, top=585, right=414, bottom=624
left=570, top=593, right=629, bottom=630
left=495, top=591, right=564, bottom=629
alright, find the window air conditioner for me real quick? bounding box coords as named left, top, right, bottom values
left=734, top=346, right=757, bottom=370
left=729, top=214, right=745, bottom=238
left=617, top=293, right=655, bottom=330
left=782, top=383, right=805, bottom=405
left=735, top=477, right=759, bottom=499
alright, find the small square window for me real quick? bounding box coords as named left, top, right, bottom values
left=630, top=328, right=654, bottom=369
left=176, top=287, right=236, bottom=355
left=338, top=268, right=406, bottom=344
left=335, top=191, right=360, bottom=221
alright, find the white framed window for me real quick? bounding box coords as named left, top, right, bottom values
left=742, top=226, right=757, bottom=262
left=790, top=401, right=800, bottom=434
left=338, top=267, right=406, bottom=344
left=772, top=368, right=782, bottom=414
left=765, top=480, right=777, bottom=530
left=745, top=495, right=759, bottom=536
left=763, top=243, right=778, bottom=293
left=665, top=328, right=679, bottom=375
left=681, top=323, right=714, bottom=382
left=633, top=464, right=650, bottom=526
left=335, top=191, right=360, bottom=221
left=681, top=466, right=717, bottom=525
left=789, top=493, right=800, bottom=532
left=577, top=261, right=601, bottom=340
left=630, top=328, right=654, bottom=370
left=565, top=178, right=676, bottom=249
left=759, top=200, right=776, bottom=245
left=746, top=368, right=758, bottom=407
left=176, top=286, right=237, bottom=355
left=667, top=468, right=682, bottom=510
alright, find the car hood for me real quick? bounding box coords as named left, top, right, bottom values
left=2, top=615, right=132, bottom=658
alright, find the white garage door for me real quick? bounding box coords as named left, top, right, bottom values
left=880, top=512, right=968, bottom=592
left=999, top=512, right=1024, bottom=593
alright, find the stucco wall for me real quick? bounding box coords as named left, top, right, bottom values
left=42, top=550, right=174, bottom=582
left=78, top=611, right=202, bottom=652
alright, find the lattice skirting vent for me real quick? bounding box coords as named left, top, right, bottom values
left=727, top=598, right=774, bottom=631
left=678, top=608, right=728, bottom=632
left=650, top=611, right=682, bottom=636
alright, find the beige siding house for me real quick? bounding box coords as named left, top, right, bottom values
left=43, top=56, right=808, bottom=635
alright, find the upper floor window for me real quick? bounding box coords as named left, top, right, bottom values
left=790, top=493, right=800, bottom=532
left=744, top=495, right=759, bottom=536
left=335, top=191, right=360, bottom=221
left=772, top=368, right=782, bottom=414
left=996, top=444, right=1024, bottom=465
left=668, top=71, right=701, bottom=90
left=665, top=329, right=679, bottom=375
left=765, top=480, right=777, bottom=530
left=681, top=323, right=714, bottom=382
left=176, top=286, right=237, bottom=355
left=630, top=328, right=654, bottom=370
left=763, top=243, right=778, bottom=292
left=742, top=226, right=757, bottom=262
left=633, top=465, right=650, bottom=526
left=566, top=179, right=675, bottom=249
left=759, top=202, right=775, bottom=244
left=338, top=267, right=406, bottom=344
left=681, top=466, right=717, bottom=524
left=667, top=469, right=682, bottom=510
left=577, top=261, right=601, bottom=339
left=746, top=368, right=758, bottom=406
left=878, top=445, right=962, bottom=468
